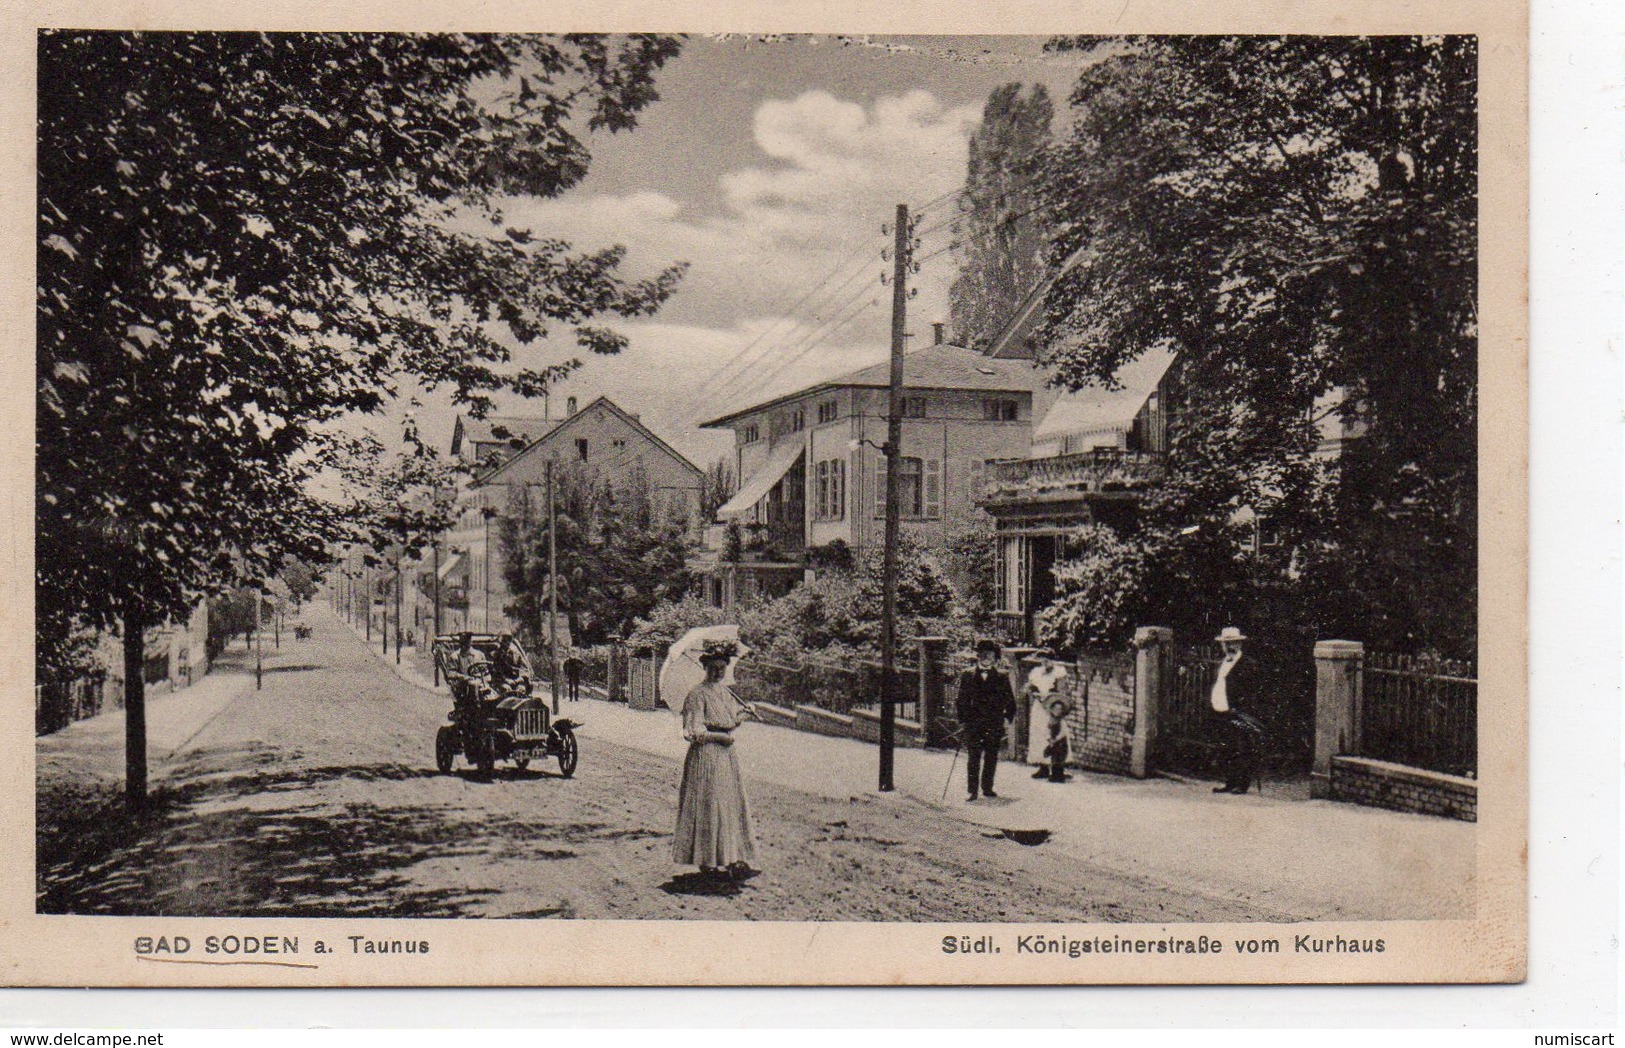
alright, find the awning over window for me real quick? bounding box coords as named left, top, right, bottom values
left=437, top=551, right=466, bottom=581
left=1033, top=345, right=1176, bottom=444
left=716, top=442, right=804, bottom=520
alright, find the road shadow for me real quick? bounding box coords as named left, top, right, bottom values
left=658, top=871, right=749, bottom=898
left=261, top=663, right=327, bottom=675
left=448, top=766, right=573, bottom=784
left=38, top=742, right=657, bottom=918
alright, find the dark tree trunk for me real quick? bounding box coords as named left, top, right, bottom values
left=122, top=603, right=147, bottom=810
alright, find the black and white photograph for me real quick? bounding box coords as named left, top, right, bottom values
left=20, top=18, right=1526, bottom=986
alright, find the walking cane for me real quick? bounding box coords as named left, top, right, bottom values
left=939, top=726, right=964, bottom=803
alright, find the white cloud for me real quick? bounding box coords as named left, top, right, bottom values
left=446, top=87, right=974, bottom=462
left=498, top=86, right=970, bottom=332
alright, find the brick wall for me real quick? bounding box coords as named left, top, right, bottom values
left=1330, top=755, right=1476, bottom=822
left=1028, top=652, right=1138, bottom=776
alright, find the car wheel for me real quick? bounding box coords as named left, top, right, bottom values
left=435, top=726, right=455, bottom=774
left=555, top=726, right=578, bottom=779
left=474, top=739, right=495, bottom=776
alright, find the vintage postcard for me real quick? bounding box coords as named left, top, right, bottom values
left=3, top=0, right=1526, bottom=986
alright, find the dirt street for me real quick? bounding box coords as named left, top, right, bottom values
left=37, top=613, right=1284, bottom=922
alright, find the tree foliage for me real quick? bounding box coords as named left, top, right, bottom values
left=948, top=82, right=1053, bottom=350
left=37, top=31, right=686, bottom=677
left=738, top=534, right=964, bottom=663
left=1035, top=36, right=1477, bottom=655
left=700, top=457, right=735, bottom=520
left=499, top=463, right=696, bottom=647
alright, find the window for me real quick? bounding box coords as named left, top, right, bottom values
left=612, top=438, right=627, bottom=450
left=575, top=438, right=589, bottom=462
left=903, top=396, right=927, bottom=419
left=817, top=399, right=839, bottom=425
left=813, top=459, right=846, bottom=520
left=872, top=457, right=940, bottom=519
left=791, top=408, right=805, bottom=432
left=983, top=398, right=1019, bottom=422
left=741, top=424, right=760, bottom=444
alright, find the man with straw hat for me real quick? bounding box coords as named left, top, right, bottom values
left=1209, top=626, right=1266, bottom=794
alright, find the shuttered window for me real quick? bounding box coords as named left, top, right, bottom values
left=872, top=457, right=938, bottom=519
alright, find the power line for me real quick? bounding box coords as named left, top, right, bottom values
left=704, top=270, right=883, bottom=415
left=720, top=296, right=882, bottom=414
left=689, top=231, right=887, bottom=397
left=700, top=251, right=885, bottom=407
left=699, top=273, right=882, bottom=418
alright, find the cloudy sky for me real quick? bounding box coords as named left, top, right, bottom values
left=409, top=35, right=1086, bottom=468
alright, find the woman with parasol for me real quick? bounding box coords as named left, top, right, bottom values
left=671, top=639, right=758, bottom=880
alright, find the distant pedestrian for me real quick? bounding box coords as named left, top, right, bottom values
left=673, top=640, right=758, bottom=880
left=1209, top=627, right=1266, bottom=794
left=957, top=639, right=1017, bottom=802
left=563, top=651, right=583, bottom=702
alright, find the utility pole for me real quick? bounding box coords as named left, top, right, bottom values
left=432, top=540, right=442, bottom=686
left=394, top=552, right=403, bottom=664
left=255, top=587, right=263, bottom=691
left=879, top=202, right=910, bottom=792
left=547, top=457, right=560, bottom=715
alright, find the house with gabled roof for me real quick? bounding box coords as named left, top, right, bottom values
left=433, top=395, right=705, bottom=636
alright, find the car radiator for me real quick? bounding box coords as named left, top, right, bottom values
left=515, top=707, right=549, bottom=740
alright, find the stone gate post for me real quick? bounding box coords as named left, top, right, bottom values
left=1312, top=640, right=1365, bottom=799
left=1131, top=626, right=1173, bottom=779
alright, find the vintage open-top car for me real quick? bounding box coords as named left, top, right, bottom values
left=430, top=632, right=579, bottom=778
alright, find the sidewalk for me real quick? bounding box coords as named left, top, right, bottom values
left=564, top=686, right=1475, bottom=921
left=36, top=648, right=258, bottom=787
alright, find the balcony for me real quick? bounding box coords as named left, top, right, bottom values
left=979, top=448, right=1164, bottom=505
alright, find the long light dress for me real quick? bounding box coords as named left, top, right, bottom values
left=671, top=680, right=756, bottom=869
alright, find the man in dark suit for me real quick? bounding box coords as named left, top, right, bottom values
left=1209, top=627, right=1267, bottom=794
left=958, top=639, right=1018, bottom=802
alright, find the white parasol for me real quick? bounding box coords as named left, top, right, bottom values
left=658, top=625, right=748, bottom=714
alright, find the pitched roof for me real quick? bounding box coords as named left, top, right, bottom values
left=472, top=395, right=704, bottom=487
left=453, top=415, right=558, bottom=458
left=698, top=343, right=1045, bottom=428
left=985, top=245, right=1091, bottom=360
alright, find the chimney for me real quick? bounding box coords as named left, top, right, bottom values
left=566, top=396, right=578, bottom=416
left=932, top=322, right=946, bottom=346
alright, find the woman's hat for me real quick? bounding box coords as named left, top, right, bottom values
left=1214, top=626, right=1249, bottom=643
left=1045, top=696, right=1075, bottom=720
left=974, top=638, right=1001, bottom=656
left=699, top=639, right=739, bottom=662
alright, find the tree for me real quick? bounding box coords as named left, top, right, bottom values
left=1035, top=36, right=1477, bottom=655
left=279, top=560, right=319, bottom=609
left=343, top=428, right=464, bottom=657
left=37, top=32, right=686, bottom=805
left=941, top=510, right=999, bottom=626
left=738, top=533, right=964, bottom=663
left=700, top=457, right=736, bottom=520
left=948, top=83, right=1053, bottom=351
left=499, top=464, right=695, bottom=648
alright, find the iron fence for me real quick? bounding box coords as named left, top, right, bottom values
left=1155, top=642, right=1315, bottom=777
left=733, top=656, right=921, bottom=721
left=1360, top=652, right=1477, bottom=778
